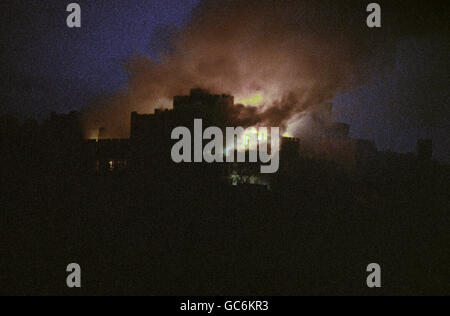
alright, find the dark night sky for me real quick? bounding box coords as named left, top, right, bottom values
left=1, top=0, right=449, bottom=162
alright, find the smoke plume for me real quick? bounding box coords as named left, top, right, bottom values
left=81, top=0, right=409, bottom=138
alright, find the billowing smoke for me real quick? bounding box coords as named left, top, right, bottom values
left=81, top=0, right=400, bottom=138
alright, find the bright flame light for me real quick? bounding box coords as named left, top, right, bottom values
left=243, top=127, right=268, bottom=149
left=236, top=92, right=263, bottom=106
left=283, top=132, right=293, bottom=138
left=224, top=127, right=270, bottom=156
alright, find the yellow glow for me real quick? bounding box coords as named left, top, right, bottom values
left=243, top=127, right=268, bottom=147
left=236, top=93, right=263, bottom=106
left=283, top=132, right=293, bottom=138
